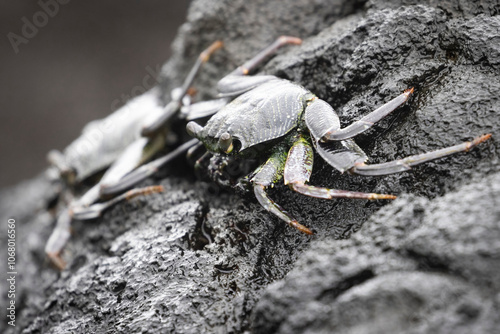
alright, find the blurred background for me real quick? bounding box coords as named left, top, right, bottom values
left=0, top=1, right=190, bottom=188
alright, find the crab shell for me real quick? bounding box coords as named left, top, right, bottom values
left=197, top=79, right=315, bottom=153
left=192, top=78, right=367, bottom=172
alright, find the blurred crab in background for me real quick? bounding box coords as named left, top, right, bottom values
left=45, top=41, right=224, bottom=269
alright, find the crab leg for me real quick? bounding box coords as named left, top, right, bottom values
left=45, top=208, right=72, bottom=270
left=233, top=36, right=302, bottom=76
left=47, top=149, right=75, bottom=184
left=100, top=138, right=200, bottom=196
left=182, top=36, right=303, bottom=118
left=320, top=88, right=414, bottom=141
left=103, top=41, right=225, bottom=193
left=45, top=183, right=102, bottom=269
left=351, top=134, right=492, bottom=176
left=99, top=134, right=165, bottom=195
left=45, top=185, right=163, bottom=269
left=194, top=151, right=212, bottom=171
left=284, top=136, right=396, bottom=200
left=181, top=97, right=231, bottom=120
left=186, top=140, right=205, bottom=159
left=72, top=185, right=164, bottom=220
left=217, top=36, right=302, bottom=97
left=251, top=148, right=314, bottom=235
left=141, top=40, right=224, bottom=137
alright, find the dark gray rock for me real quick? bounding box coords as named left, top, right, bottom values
left=252, top=174, right=500, bottom=333
left=1, top=0, right=498, bottom=333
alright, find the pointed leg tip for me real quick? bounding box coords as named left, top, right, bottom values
left=200, top=40, right=224, bottom=62
left=149, top=185, right=165, bottom=193
left=404, top=87, right=415, bottom=98
left=290, top=221, right=314, bottom=235
left=186, top=87, right=198, bottom=97
left=279, top=36, right=303, bottom=45
left=371, top=194, right=397, bottom=200
left=212, top=40, right=224, bottom=48
left=466, top=133, right=493, bottom=151
left=125, top=185, right=164, bottom=200
left=47, top=252, right=66, bottom=270
left=478, top=133, right=492, bottom=143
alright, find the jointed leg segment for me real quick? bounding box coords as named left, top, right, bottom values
left=351, top=134, right=492, bottom=176
left=46, top=185, right=164, bottom=269
left=284, top=136, right=396, bottom=201
left=290, top=183, right=396, bottom=200
left=252, top=136, right=397, bottom=235
left=321, top=88, right=414, bottom=141
left=252, top=148, right=314, bottom=235
left=141, top=40, right=224, bottom=137
left=217, top=36, right=303, bottom=97
left=100, top=139, right=199, bottom=196
left=232, top=36, right=302, bottom=76
left=254, top=184, right=313, bottom=235
left=183, top=36, right=303, bottom=119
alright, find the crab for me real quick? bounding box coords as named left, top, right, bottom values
left=44, top=37, right=304, bottom=269
left=185, top=38, right=492, bottom=234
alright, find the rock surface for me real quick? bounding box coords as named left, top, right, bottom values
left=1, top=0, right=499, bottom=333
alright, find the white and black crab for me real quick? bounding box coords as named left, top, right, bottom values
left=185, top=36, right=491, bottom=234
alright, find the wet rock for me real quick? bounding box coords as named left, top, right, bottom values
left=1, top=0, right=498, bottom=333
left=253, top=173, right=500, bottom=333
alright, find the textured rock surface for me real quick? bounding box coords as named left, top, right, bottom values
left=1, top=0, right=499, bottom=333
left=253, top=175, right=500, bottom=333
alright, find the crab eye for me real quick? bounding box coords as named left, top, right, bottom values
left=186, top=121, right=203, bottom=138
left=218, top=132, right=234, bottom=153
